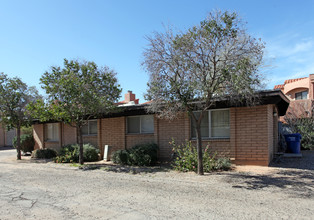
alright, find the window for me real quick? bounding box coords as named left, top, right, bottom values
left=127, top=115, right=154, bottom=134
left=45, top=123, right=59, bottom=141
left=82, top=120, right=97, bottom=135
left=295, top=91, right=308, bottom=100
left=191, top=109, right=230, bottom=138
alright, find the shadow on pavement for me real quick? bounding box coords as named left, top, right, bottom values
left=0, top=146, right=14, bottom=151
left=81, top=163, right=172, bottom=174
left=223, top=151, right=314, bottom=198
left=270, top=150, right=314, bottom=171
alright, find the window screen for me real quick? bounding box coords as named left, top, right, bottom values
left=82, top=120, right=97, bottom=135
left=141, top=115, right=154, bottom=133
left=45, top=123, right=59, bottom=141
left=211, top=110, right=230, bottom=138
left=127, top=115, right=154, bottom=134
left=191, top=109, right=230, bottom=138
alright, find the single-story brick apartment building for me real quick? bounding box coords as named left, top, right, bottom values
left=33, top=90, right=289, bottom=166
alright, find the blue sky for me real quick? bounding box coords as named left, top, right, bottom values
left=1, top=0, right=314, bottom=102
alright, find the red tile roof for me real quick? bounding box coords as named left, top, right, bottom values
left=284, top=77, right=307, bottom=85
left=274, top=84, right=284, bottom=89
left=273, top=77, right=307, bottom=89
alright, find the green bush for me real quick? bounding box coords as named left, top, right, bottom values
left=54, top=143, right=99, bottom=163
left=170, top=139, right=231, bottom=172
left=21, top=126, right=33, bottom=135
left=13, top=134, right=35, bottom=153
left=112, top=143, right=158, bottom=166
left=285, top=115, right=314, bottom=150
left=112, top=149, right=129, bottom=165
left=31, top=148, right=57, bottom=159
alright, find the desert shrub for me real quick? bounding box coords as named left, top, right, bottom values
left=284, top=117, right=314, bottom=150
left=214, top=158, right=232, bottom=171
left=170, top=139, right=231, bottom=172
left=112, top=143, right=158, bottom=166
left=13, top=134, right=35, bottom=153
left=54, top=143, right=99, bottom=163
left=31, top=148, right=57, bottom=159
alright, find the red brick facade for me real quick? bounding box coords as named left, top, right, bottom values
left=33, top=104, right=279, bottom=166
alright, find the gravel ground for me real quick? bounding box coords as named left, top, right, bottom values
left=0, top=148, right=313, bottom=220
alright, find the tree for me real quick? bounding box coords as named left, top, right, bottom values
left=284, top=103, right=314, bottom=150
left=142, top=10, right=265, bottom=175
left=0, top=73, right=41, bottom=160
left=30, top=59, right=121, bottom=165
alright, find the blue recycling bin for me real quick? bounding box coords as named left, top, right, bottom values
left=284, top=133, right=302, bottom=154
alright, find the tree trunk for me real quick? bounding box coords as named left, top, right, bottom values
left=16, top=125, right=21, bottom=160
left=196, top=124, right=204, bottom=175
left=77, top=126, right=84, bottom=165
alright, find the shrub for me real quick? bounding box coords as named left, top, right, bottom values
left=54, top=143, right=99, bottom=163
left=31, top=148, right=57, bottom=159
left=21, top=126, right=33, bottom=135
left=112, top=143, right=158, bottom=166
left=112, top=149, right=129, bottom=165
left=13, top=134, right=35, bottom=153
left=284, top=118, right=314, bottom=150
left=215, top=158, right=232, bottom=171
left=170, top=139, right=231, bottom=172
left=84, top=144, right=100, bottom=162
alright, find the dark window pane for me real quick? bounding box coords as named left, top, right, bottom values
left=82, top=123, right=89, bottom=135
left=128, top=117, right=140, bottom=133
left=295, top=91, right=308, bottom=100
left=89, top=121, right=97, bottom=135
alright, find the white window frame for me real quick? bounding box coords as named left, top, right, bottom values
left=191, top=108, right=230, bottom=139
left=127, top=115, right=154, bottom=134
left=45, top=123, right=59, bottom=142
left=82, top=120, right=98, bottom=136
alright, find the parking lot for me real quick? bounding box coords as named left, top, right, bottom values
left=0, top=148, right=313, bottom=219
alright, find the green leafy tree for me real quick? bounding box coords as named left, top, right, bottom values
left=142, top=10, right=265, bottom=175
left=0, top=73, right=41, bottom=159
left=284, top=104, right=314, bottom=150
left=30, top=59, right=121, bottom=165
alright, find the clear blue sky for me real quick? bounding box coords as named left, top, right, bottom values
left=1, top=0, right=314, bottom=103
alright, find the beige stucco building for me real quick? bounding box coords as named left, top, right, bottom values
left=274, top=74, right=314, bottom=118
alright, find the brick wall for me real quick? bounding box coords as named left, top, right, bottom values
left=0, top=126, right=5, bottom=147
left=100, top=117, right=125, bottom=159
left=32, top=104, right=278, bottom=166
left=83, top=136, right=98, bottom=147
left=62, top=124, right=76, bottom=146
left=233, top=105, right=273, bottom=166
left=126, top=134, right=155, bottom=148
left=33, top=124, right=44, bottom=150
left=267, top=105, right=274, bottom=163
left=158, top=113, right=189, bottom=159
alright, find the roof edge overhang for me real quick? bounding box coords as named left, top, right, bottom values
left=32, top=90, right=290, bottom=124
